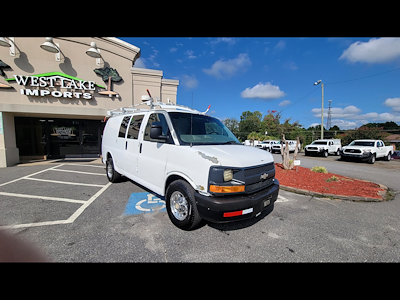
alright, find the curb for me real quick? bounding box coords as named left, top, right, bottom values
left=280, top=182, right=388, bottom=202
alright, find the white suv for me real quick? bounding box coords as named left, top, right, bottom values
left=101, top=97, right=279, bottom=230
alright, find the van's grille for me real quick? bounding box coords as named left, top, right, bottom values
left=244, top=163, right=274, bottom=177
left=244, top=163, right=275, bottom=193
left=246, top=178, right=274, bottom=193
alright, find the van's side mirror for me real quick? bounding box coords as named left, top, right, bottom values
left=150, top=125, right=167, bottom=141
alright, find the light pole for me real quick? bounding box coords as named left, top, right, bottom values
left=314, top=79, right=324, bottom=139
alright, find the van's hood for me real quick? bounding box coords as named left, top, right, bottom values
left=192, top=145, right=275, bottom=168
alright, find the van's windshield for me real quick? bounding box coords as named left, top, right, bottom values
left=168, top=112, right=241, bottom=146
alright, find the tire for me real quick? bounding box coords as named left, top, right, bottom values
left=323, top=150, right=328, bottom=158
left=165, top=179, right=202, bottom=231
left=385, top=152, right=391, bottom=161
left=368, top=153, right=376, bottom=164
left=335, top=149, right=340, bottom=156
left=106, top=156, right=121, bottom=183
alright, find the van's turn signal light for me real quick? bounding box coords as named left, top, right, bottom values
left=209, top=185, right=245, bottom=193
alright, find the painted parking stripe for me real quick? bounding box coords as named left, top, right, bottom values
left=124, top=192, right=166, bottom=215
left=276, top=195, right=289, bottom=202
left=51, top=169, right=106, bottom=176
left=0, top=164, right=112, bottom=229
left=0, top=191, right=86, bottom=204
left=24, top=177, right=106, bottom=187
left=0, top=164, right=62, bottom=187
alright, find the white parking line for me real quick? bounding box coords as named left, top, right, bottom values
left=0, top=164, right=62, bottom=187
left=64, top=163, right=105, bottom=168
left=276, top=195, right=289, bottom=202
left=24, top=177, right=106, bottom=187
left=0, top=163, right=111, bottom=229
left=50, top=169, right=106, bottom=176
left=0, top=192, right=86, bottom=204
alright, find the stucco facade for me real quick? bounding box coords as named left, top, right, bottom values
left=0, top=37, right=178, bottom=167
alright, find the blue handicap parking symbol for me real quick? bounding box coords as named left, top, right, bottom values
left=124, top=192, right=166, bottom=215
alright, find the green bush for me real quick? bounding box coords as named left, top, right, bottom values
left=311, top=166, right=328, bottom=174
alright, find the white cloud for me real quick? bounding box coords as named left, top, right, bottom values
left=185, top=50, right=197, bottom=59
left=283, top=60, right=298, bottom=70
left=279, top=100, right=291, bottom=106
left=383, top=97, right=400, bottom=111
left=339, top=38, right=400, bottom=64
left=181, top=74, right=199, bottom=89
left=330, top=119, right=359, bottom=129
left=312, top=105, right=362, bottom=118
left=133, top=58, right=146, bottom=68
left=210, top=38, right=237, bottom=46
left=203, top=53, right=251, bottom=79
left=311, top=103, right=400, bottom=129
left=241, top=82, right=285, bottom=100
left=275, top=40, right=286, bottom=50
left=169, top=47, right=177, bottom=53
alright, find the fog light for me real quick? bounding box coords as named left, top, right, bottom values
left=223, top=169, right=233, bottom=182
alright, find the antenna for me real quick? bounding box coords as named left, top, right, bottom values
left=190, top=92, right=193, bottom=147
left=327, top=100, right=332, bottom=130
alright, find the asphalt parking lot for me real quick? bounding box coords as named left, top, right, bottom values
left=1, top=157, right=400, bottom=262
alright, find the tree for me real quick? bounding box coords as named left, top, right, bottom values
left=94, top=67, right=122, bottom=97
left=280, top=134, right=300, bottom=170
left=223, top=117, right=239, bottom=137
left=340, top=126, right=390, bottom=146
left=238, top=111, right=262, bottom=141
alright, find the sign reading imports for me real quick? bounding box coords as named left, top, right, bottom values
left=5, top=71, right=105, bottom=100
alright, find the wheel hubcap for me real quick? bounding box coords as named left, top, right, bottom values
left=107, top=162, right=113, bottom=178
left=170, top=191, right=188, bottom=221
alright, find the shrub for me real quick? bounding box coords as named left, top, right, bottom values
left=311, top=166, right=328, bottom=174
left=326, top=175, right=339, bottom=182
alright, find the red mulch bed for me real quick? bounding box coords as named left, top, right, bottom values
left=274, top=163, right=385, bottom=199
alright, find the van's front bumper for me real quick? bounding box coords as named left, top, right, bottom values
left=195, top=179, right=279, bottom=223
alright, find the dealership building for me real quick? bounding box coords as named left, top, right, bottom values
left=0, top=37, right=179, bottom=167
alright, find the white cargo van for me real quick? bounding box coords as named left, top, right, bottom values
left=102, top=95, right=279, bottom=230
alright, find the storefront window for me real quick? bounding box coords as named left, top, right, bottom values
left=15, top=117, right=104, bottom=158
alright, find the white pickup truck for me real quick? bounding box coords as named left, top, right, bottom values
left=340, top=139, right=393, bottom=164
left=304, top=139, right=341, bottom=157
left=271, top=140, right=301, bottom=153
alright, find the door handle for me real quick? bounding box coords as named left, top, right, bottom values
left=139, top=143, right=142, bottom=153
left=125, top=141, right=128, bottom=150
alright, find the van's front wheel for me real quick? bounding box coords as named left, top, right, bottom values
left=166, top=180, right=202, bottom=231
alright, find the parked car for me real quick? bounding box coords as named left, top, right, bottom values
left=256, top=140, right=279, bottom=151
left=102, top=96, right=279, bottom=230
left=391, top=150, right=400, bottom=160
left=340, top=139, right=393, bottom=164
left=304, top=139, right=341, bottom=157
left=271, top=140, right=301, bottom=153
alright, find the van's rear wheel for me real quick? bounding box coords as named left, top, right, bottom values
left=106, top=156, right=121, bottom=183
left=166, top=180, right=202, bottom=231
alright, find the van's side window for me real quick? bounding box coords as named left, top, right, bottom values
left=144, top=113, right=171, bottom=143
left=127, top=115, right=144, bottom=139
left=118, top=116, right=131, bottom=138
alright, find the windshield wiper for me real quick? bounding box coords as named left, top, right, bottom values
left=222, top=141, right=239, bottom=145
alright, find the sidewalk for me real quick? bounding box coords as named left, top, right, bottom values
left=17, top=157, right=104, bottom=167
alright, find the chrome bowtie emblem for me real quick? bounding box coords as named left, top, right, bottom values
left=260, top=173, right=269, bottom=181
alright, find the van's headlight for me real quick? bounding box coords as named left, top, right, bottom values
left=223, top=169, right=233, bottom=182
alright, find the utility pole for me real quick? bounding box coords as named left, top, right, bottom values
left=314, top=80, right=324, bottom=139
left=327, top=99, right=332, bottom=130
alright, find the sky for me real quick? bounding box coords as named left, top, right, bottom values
left=119, top=37, right=400, bottom=130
